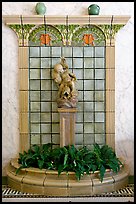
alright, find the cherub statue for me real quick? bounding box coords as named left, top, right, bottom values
left=52, top=57, right=78, bottom=108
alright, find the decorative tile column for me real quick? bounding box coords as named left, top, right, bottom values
left=58, top=108, right=77, bottom=147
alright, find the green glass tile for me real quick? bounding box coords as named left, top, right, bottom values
left=95, top=102, right=105, bottom=111
left=52, top=124, right=59, bottom=133
left=84, top=123, right=94, bottom=133
left=41, top=102, right=51, bottom=111
left=30, top=47, right=40, bottom=57
left=84, top=102, right=94, bottom=111
left=95, top=80, right=105, bottom=90
left=41, top=134, right=51, bottom=143
left=95, top=91, right=105, bottom=101
left=84, top=145, right=94, bottom=150
left=52, top=91, right=58, bottom=101
left=75, top=134, right=83, bottom=144
left=30, top=69, right=40, bottom=79
left=84, top=69, right=94, bottom=79
left=95, top=58, right=105, bottom=68
left=84, top=80, right=94, bottom=90
left=84, top=91, right=94, bottom=101
left=31, top=124, right=40, bottom=133
left=41, top=91, right=51, bottom=101
left=84, top=134, right=95, bottom=144
left=73, top=58, right=83, bottom=68
left=74, top=69, right=83, bottom=79
left=41, top=113, right=51, bottom=122
left=62, top=47, right=72, bottom=57
left=30, top=80, right=40, bottom=90
left=95, top=123, right=105, bottom=133
left=31, top=134, right=40, bottom=144
left=65, top=58, right=72, bottom=68
left=76, top=112, right=83, bottom=122
left=52, top=144, right=60, bottom=149
left=95, top=134, right=105, bottom=144
left=77, top=102, right=83, bottom=111
left=41, top=58, right=51, bottom=68
left=95, top=47, right=105, bottom=57
left=95, top=112, right=105, bottom=122
left=52, top=81, right=58, bottom=90
left=52, top=102, right=58, bottom=111
left=30, top=91, right=40, bottom=101
left=41, top=80, right=51, bottom=90
left=31, top=102, right=40, bottom=112
left=76, top=80, right=83, bottom=90
left=84, top=58, right=94, bottom=68
left=30, top=58, right=40, bottom=68
left=30, top=113, right=40, bottom=122
left=78, top=91, right=83, bottom=101
left=74, top=144, right=84, bottom=149
left=75, top=124, right=83, bottom=133
left=52, top=113, right=59, bottom=122
left=95, top=69, right=105, bottom=79
left=73, top=47, right=83, bottom=57
left=52, top=134, right=60, bottom=144
left=84, top=112, right=94, bottom=122
left=41, top=69, right=51, bottom=79
left=84, top=47, right=94, bottom=57
left=52, top=58, right=60, bottom=67
left=52, top=47, right=61, bottom=57
left=41, top=124, right=51, bottom=133
left=41, top=47, right=50, bottom=57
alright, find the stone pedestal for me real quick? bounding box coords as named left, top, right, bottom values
left=58, top=108, right=77, bottom=147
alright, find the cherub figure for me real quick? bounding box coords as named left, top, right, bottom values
left=52, top=57, right=78, bottom=108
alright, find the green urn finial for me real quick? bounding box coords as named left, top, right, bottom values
left=35, top=2, right=46, bottom=15
left=88, top=4, right=100, bottom=15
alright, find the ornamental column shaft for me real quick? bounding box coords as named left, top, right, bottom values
left=58, top=108, right=77, bottom=147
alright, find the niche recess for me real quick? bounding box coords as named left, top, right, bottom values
left=3, top=15, right=131, bottom=153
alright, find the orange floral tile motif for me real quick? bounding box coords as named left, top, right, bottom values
left=83, top=34, right=94, bottom=46
left=40, top=34, right=51, bottom=45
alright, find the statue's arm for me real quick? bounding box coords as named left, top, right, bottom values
left=69, top=72, right=76, bottom=80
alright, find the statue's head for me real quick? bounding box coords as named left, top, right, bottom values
left=60, top=57, right=66, bottom=61
left=60, top=57, right=66, bottom=64
left=60, top=57, right=68, bottom=70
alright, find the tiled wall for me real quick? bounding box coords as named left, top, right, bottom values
left=29, top=46, right=106, bottom=148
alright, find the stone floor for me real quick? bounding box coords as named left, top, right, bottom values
left=2, top=184, right=134, bottom=202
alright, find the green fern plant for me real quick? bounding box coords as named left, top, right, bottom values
left=16, top=143, right=123, bottom=182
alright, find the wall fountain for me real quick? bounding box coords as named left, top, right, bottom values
left=3, top=14, right=130, bottom=196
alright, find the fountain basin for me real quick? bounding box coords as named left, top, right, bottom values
left=6, top=158, right=129, bottom=196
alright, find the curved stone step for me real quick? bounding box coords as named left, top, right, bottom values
left=6, top=158, right=129, bottom=196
